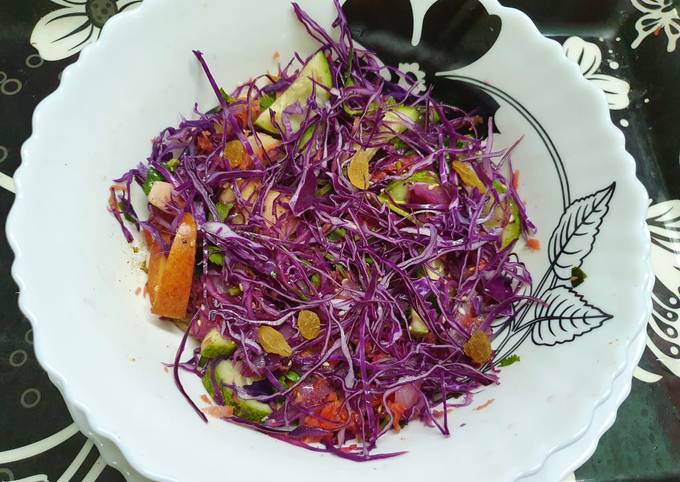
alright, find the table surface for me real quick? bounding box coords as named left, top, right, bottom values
left=1, top=1, right=679, bottom=481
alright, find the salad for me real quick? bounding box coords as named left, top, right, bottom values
left=110, top=0, right=534, bottom=461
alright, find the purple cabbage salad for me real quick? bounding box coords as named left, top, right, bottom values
left=110, top=0, right=535, bottom=461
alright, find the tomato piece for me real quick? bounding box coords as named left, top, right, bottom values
left=293, top=376, right=333, bottom=409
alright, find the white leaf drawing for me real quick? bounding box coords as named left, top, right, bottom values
left=30, top=0, right=142, bottom=61
left=0, top=171, right=15, bottom=193
left=635, top=199, right=680, bottom=382
left=634, top=366, right=663, bottom=383
left=587, top=75, right=632, bottom=112
left=397, top=62, right=427, bottom=94
left=563, top=36, right=602, bottom=77
left=548, top=183, right=615, bottom=280
left=648, top=198, right=680, bottom=253
left=531, top=286, right=612, bottom=346
left=631, top=0, right=680, bottom=53
left=562, top=37, right=630, bottom=110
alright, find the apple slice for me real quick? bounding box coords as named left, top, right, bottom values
left=146, top=235, right=166, bottom=306
left=149, top=213, right=197, bottom=319
left=143, top=228, right=170, bottom=305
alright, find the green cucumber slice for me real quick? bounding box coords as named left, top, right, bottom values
left=409, top=309, right=429, bottom=337
left=255, top=51, right=333, bottom=134
left=347, top=106, right=420, bottom=190
left=202, top=360, right=272, bottom=422
left=500, top=199, right=521, bottom=249
left=377, top=106, right=419, bottom=141
left=200, top=328, right=237, bottom=359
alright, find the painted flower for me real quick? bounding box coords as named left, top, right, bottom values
left=397, top=62, right=427, bottom=94
left=634, top=199, right=680, bottom=383
left=31, top=0, right=142, bottom=61
left=631, top=0, right=680, bottom=53
left=562, top=36, right=630, bottom=110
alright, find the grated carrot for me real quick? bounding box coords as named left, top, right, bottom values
left=526, top=238, right=541, bottom=251
left=512, top=169, right=520, bottom=190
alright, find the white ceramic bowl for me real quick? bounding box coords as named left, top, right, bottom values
left=7, top=0, right=652, bottom=481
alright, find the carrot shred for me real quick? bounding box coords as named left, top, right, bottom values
left=474, top=399, right=495, bottom=411
left=387, top=401, right=406, bottom=432
left=202, top=405, right=234, bottom=418
left=526, top=238, right=541, bottom=251
left=303, top=398, right=348, bottom=430
left=512, top=169, right=520, bottom=190
left=197, top=130, right=214, bottom=153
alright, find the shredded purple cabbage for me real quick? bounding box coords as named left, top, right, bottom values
left=110, top=0, right=534, bottom=461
